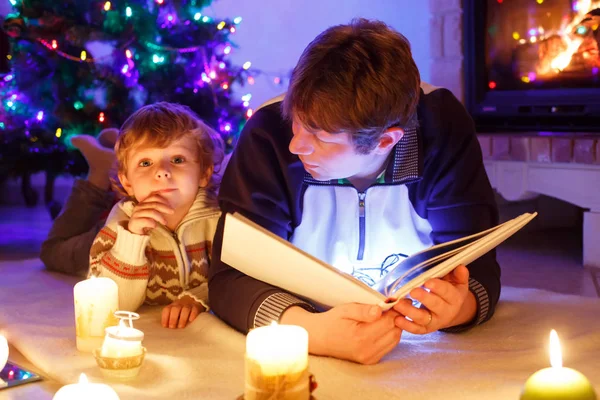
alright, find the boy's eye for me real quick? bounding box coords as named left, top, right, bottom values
left=139, top=159, right=153, bottom=167
left=172, top=156, right=185, bottom=164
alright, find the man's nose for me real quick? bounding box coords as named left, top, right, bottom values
left=289, top=133, right=314, bottom=155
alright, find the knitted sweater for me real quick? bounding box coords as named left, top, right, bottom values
left=89, top=190, right=220, bottom=312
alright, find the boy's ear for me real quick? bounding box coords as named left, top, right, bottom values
left=118, top=172, right=135, bottom=196
left=374, top=127, right=404, bottom=155
left=198, top=165, right=214, bottom=188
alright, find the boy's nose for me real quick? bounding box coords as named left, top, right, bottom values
left=155, top=163, right=172, bottom=179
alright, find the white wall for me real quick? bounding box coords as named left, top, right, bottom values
left=206, top=0, right=431, bottom=107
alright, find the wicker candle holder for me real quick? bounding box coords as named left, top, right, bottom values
left=243, top=356, right=310, bottom=400
left=93, top=347, right=146, bottom=381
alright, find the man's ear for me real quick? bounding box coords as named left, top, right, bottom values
left=374, top=127, right=404, bottom=155
left=118, top=172, right=135, bottom=197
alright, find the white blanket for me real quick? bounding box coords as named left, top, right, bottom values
left=1, top=259, right=599, bottom=400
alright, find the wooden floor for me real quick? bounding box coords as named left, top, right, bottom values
left=0, top=204, right=597, bottom=298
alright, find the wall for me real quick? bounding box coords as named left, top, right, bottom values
left=206, top=0, right=431, bottom=106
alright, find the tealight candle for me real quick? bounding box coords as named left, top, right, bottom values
left=100, top=311, right=144, bottom=358
left=74, top=277, right=119, bottom=352
left=53, top=373, right=120, bottom=400
left=245, top=322, right=309, bottom=400
left=521, top=330, right=597, bottom=400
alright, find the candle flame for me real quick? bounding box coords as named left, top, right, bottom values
left=79, top=373, right=89, bottom=384
left=270, top=321, right=278, bottom=327
left=549, top=329, right=562, bottom=368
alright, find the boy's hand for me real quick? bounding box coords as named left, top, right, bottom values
left=161, top=295, right=206, bottom=329
left=128, top=193, right=174, bottom=235
left=392, top=264, right=475, bottom=334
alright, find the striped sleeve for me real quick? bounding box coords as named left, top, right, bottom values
left=440, top=277, right=490, bottom=333
left=253, top=292, right=316, bottom=328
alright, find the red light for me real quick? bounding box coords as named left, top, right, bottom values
left=8, top=370, right=14, bottom=379
left=497, top=0, right=503, bottom=3
left=488, top=81, right=497, bottom=89
left=99, top=112, right=105, bottom=122
left=246, top=109, right=253, bottom=118
left=51, top=40, right=57, bottom=49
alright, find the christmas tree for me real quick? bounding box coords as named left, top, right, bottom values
left=0, top=0, right=255, bottom=208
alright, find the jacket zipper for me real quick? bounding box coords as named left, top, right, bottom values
left=357, top=191, right=366, bottom=260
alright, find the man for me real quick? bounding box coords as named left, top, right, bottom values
left=209, top=19, right=499, bottom=364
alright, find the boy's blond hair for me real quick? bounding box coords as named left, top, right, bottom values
left=111, top=102, right=224, bottom=201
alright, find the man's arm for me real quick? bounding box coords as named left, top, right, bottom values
left=419, top=88, right=501, bottom=331
left=209, top=106, right=315, bottom=333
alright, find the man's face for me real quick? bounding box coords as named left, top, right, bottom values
left=289, top=119, right=381, bottom=182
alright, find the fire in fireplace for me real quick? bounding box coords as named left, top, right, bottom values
left=464, top=0, right=600, bottom=132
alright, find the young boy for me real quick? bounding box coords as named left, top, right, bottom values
left=89, top=102, right=224, bottom=329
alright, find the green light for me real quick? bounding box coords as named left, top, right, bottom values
left=9, top=0, right=17, bottom=5
left=152, top=54, right=165, bottom=63
left=6, top=101, right=13, bottom=107
left=576, top=26, right=587, bottom=35
left=126, top=7, right=132, bottom=17
left=194, top=12, right=201, bottom=21
left=0, top=122, right=5, bottom=129
left=74, top=101, right=84, bottom=110
left=233, top=16, right=242, bottom=24
left=202, top=16, right=210, bottom=23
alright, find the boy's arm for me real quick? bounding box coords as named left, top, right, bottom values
left=41, top=179, right=114, bottom=276
left=209, top=107, right=315, bottom=334
left=421, top=89, right=500, bottom=332
left=90, top=216, right=151, bottom=312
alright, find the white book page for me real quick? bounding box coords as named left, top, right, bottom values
left=221, top=213, right=392, bottom=310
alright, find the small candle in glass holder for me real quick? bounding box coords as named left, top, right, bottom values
left=100, top=311, right=144, bottom=358
left=521, top=330, right=597, bottom=400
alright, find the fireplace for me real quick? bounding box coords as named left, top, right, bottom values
left=464, top=0, right=600, bottom=132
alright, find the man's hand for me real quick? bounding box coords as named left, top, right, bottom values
left=161, top=295, right=206, bottom=329
left=392, top=264, right=476, bottom=334
left=280, top=303, right=402, bottom=365
left=128, top=193, right=174, bottom=235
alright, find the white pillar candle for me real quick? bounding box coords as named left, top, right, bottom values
left=245, top=322, right=309, bottom=399
left=53, top=373, right=120, bottom=400
left=0, top=334, right=8, bottom=371
left=74, top=277, right=119, bottom=352
left=246, top=322, right=308, bottom=376
left=101, top=321, right=144, bottom=358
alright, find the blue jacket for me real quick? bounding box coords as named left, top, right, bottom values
left=209, top=85, right=500, bottom=333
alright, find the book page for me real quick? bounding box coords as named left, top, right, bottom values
left=221, top=213, right=392, bottom=310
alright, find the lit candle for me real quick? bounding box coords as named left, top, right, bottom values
left=245, top=322, right=309, bottom=400
left=0, top=334, right=8, bottom=371
left=100, top=311, right=144, bottom=358
left=53, top=373, right=120, bottom=400
left=521, top=330, right=597, bottom=400
left=74, top=277, right=119, bottom=352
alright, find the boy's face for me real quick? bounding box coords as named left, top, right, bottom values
left=119, top=135, right=208, bottom=211
left=289, top=119, right=387, bottom=182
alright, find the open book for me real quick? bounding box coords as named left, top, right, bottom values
left=221, top=212, right=537, bottom=311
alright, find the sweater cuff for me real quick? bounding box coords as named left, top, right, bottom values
left=253, top=292, right=316, bottom=329
left=179, top=283, right=210, bottom=311
left=441, top=277, right=490, bottom=333
left=111, top=225, right=151, bottom=265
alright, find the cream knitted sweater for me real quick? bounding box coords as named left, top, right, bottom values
left=89, top=190, right=220, bottom=311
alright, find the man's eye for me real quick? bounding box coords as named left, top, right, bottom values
left=172, top=157, right=185, bottom=164
left=139, top=160, right=152, bottom=167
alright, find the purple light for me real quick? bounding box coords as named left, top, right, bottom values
left=573, top=1, right=580, bottom=11
left=3, top=74, right=13, bottom=81
left=167, top=14, right=174, bottom=22
left=593, top=67, right=599, bottom=75
left=36, top=111, right=44, bottom=121
left=528, top=72, right=537, bottom=82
